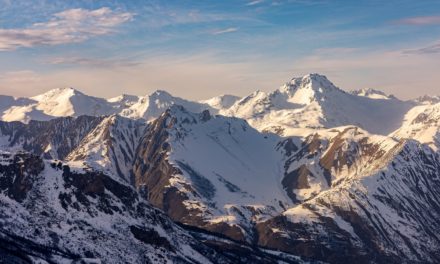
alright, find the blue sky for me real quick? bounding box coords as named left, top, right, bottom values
left=0, top=0, right=439, bottom=99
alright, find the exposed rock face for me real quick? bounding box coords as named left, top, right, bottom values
left=66, top=115, right=146, bottom=183
left=256, top=130, right=440, bottom=263
left=2, top=103, right=440, bottom=263
left=132, top=108, right=212, bottom=229
left=0, top=151, right=302, bottom=263
left=0, top=152, right=44, bottom=202
left=0, top=116, right=104, bottom=159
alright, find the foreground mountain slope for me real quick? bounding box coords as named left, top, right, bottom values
left=1, top=73, right=440, bottom=263
left=257, top=127, right=440, bottom=263
left=222, top=74, right=414, bottom=136
left=132, top=106, right=293, bottom=241
left=0, top=151, right=303, bottom=263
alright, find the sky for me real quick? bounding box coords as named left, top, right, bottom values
left=0, top=0, right=439, bottom=100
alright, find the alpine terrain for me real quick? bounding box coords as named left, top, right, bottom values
left=1, top=73, right=440, bottom=263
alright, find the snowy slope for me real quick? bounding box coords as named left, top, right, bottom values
left=278, top=126, right=398, bottom=202
left=2, top=73, right=440, bottom=262
left=107, top=93, right=140, bottom=107
left=391, top=102, right=440, bottom=151
left=0, top=151, right=301, bottom=263
left=1, top=88, right=118, bottom=123
left=133, top=106, right=292, bottom=241
left=350, top=88, right=396, bottom=100
left=0, top=88, right=213, bottom=123
left=120, top=90, right=214, bottom=121
left=66, top=115, right=146, bottom=183
left=222, top=74, right=414, bottom=136
left=258, top=136, right=440, bottom=263
left=413, top=95, right=440, bottom=104
left=200, top=94, right=241, bottom=111
left=30, top=87, right=117, bottom=117
left=0, top=95, right=35, bottom=113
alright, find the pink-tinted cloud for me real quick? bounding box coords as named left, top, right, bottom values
left=0, top=7, right=133, bottom=51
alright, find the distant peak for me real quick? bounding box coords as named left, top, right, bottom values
left=280, top=73, right=338, bottom=95
left=107, top=94, right=139, bottom=103
left=164, top=104, right=212, bottom=124
left=303, top=73, right=328, bottom=80
left=351, top=88, right=396, bottom=100
left=150, top=89, right=173, bottom=97
left=52, top=87, right=80, bottom=93
left=288, top=73, right=333, bottom=86
left=31, top=87, right=84, bottom=101
left=414, top=95, right=440, bottom=104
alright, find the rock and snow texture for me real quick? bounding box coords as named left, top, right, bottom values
left=351, top=88, right=396, bottom=100
left=0, top=151, right=304, bottom=263
left=0, top=88, right=213, bottom=123
left=221, top=74, right=414, bottom=136
left=132, top=106, right=292, bottom=241
left=120, top=90, right=214, bottom=121
left=1, top=73, right=440, bottom=263
left=258, top=131, right=440, bottom=263
left=66, top=115, right=147, bottom=183
left=200, top=94, right=241, bottom=111
left=391, top=102, right=440, bottom=151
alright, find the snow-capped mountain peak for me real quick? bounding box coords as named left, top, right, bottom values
left=30, top=87, right=83, bottom=102
left=351, top=88, right=396, bottom=100
left=120, top=90, right=213, bottom=121
left=414, top=94, right=440, bottom=104
left=222, top=73, right=414, bottom=136
left=107, top=93, right=140, bottom=106
left=29, top=87, right=116, bottom=118
left=147, top=89, right=175, bottom=101
left=200, top=94, right=241, bottom=111
left=281, top=73, right=338, bottom=94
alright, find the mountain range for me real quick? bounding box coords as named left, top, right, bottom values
left=1, top=73, right=440, bottom=263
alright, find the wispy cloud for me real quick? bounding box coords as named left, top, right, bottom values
left=0, top=70, right=41, bottom=83
left=402, top=42, right=440, bottom=54
left=0, top=7, right=133, bottom=51
left=246, top=0, right=264, bottom=6
left=211, top=27, right=239, bottom=35
left=46, top=56, right=141, bottom=68
left=394, top=15, right=440, bottom=25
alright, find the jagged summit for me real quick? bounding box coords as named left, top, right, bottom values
left=150, top=89, right=173, bottom=97
left=222, top=73, right=414, bottom=135
left=414, top=94, right=440, bottom=104
left=283, top=73, right=338, bottom=92
left=120, top=90, right=213, bottom=121
left=289, top=73, right=334, bottom=85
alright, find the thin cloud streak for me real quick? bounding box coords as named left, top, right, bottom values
left=0, top=7, right=133, bottom=51
left=394, top=15, right=440, bottom=25
left=402, top=42, right=440, bottom=54
left=246, top=0, right=264, bottom=6
left=211, top=27, right=239, bottom=35
left=46, top=56, right=142, bottom=68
